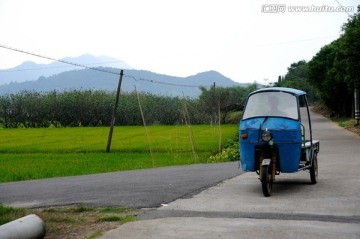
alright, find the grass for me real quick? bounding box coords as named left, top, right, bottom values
left=0, top=124, right=238, bottom=238
left=0, top=204, right=26, bottom=225
left=98, top=215, right=136, bottom=222
left=335, top=118, right=360, bottom=136
left=0, top=125, right=238, bottom=182
left=312, top=103, right=360, bottom=136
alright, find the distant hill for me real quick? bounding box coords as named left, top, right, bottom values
left=0, top=54, right=132, bottom=84
left=0, top=54, right=249, bottom=97
left=0, top=68, right=246, bottom=98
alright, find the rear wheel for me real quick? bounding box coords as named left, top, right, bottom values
left=310, top=154, right=318, bottom=184
left=261, top=165, right=272, bottom=197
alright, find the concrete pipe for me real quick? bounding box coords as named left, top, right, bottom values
left=0, top=214, right=46, bottom=239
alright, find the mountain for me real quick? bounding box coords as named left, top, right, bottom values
left=0, top=54, right=132, bottom=85
left=0, top=67, right=246, bottom=98
left=0, top=55, right=247, bottom=97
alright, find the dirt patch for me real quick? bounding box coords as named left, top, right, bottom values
left=5, top=205, right=138, bottom=239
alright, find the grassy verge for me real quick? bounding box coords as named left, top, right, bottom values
left=0, top=204, right=138, bottom=239
left=334, top=118, right=360, bottom=136
left=312, top=103, right=360, bottom=136
left=0, top=125, right=238, bottom=182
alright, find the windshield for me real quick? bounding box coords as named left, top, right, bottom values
left=242, top=91, right=298, bottom=120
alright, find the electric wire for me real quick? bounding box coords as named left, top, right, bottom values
left=0, top=60, right=125, bottom=73
left=0, top=44, right=210, bottom=89
left=125, top=74, right=205, bottom=88
left=0, top=44, right=120, bottom=76
left=333, top=0, right=352, bottom=17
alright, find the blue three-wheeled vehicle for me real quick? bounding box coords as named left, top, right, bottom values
left=239, top=87, right=319, bottom=197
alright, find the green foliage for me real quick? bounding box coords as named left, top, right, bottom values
left=209, top=139, right=239, bottom=162
left=307, top=40, right=352, bottom=116
left=0, top=85, right=253, bottom=128
left=274, top=8, right=360, bottom=117
left=272, top=60, right=319, bottom=103
left=307, top=7, right=360, bottom=117
left=199, top=83, right=256, bottom=124
left=340, top=6, right=360, bottom=89
left=0, top=90, right=115, bottom=128
left=225, top=111, right=242, bottom=124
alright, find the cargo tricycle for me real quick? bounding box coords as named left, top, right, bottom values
left=239, top=87, right=319, bottom=197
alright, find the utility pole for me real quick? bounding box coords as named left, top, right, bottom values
left=106, top=70, right=124, bottom=153
left=213, top=82, right=216, bottom=125
left=355, top=88, right=359, bottom=125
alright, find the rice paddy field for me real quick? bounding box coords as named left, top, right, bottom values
left=0, top=125, right=238, bottom=183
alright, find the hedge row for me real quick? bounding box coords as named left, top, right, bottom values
left=0, top=90, right=213, bottom=128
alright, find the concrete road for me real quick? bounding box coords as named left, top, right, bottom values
left=99, top=111, right=360, bottom=239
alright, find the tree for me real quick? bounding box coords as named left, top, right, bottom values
left=340, top=6, right=360, bottom=90
left=198, top=84, right=257, bottom=124
left=307, top=6, right=360, bottom=117
left=274, top=61, right=319, bottom=103
left=0, top=85, right=256, bottom=128
left=307, top=39, right=352, bottom=116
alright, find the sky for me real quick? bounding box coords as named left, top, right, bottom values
left=0, top=0, right=358, bottom=85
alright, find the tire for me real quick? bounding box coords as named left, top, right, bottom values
left=261, top=165, right=272, bottom=197
left=310, top=154, right=318, bottom=184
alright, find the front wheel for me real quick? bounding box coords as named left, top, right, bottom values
left=310, top=154, right=318, bottom=184
left=261, top=165, right=272, bottom=197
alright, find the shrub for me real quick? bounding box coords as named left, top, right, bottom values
left=209, top=139, right=239, bottom=162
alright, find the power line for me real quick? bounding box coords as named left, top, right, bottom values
left=0, top=60, right=126, bottom=73
left=0, top=43, right=209, bottom=89
left=333, top=0, right=352, bottom=17
left=125, top=74, right=207, bottom=88
left=0, top=44, right=120, bottom=76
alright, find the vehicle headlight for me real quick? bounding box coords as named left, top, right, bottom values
left=261, top=130, right=272, bottom=142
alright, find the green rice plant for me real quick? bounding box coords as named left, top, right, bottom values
left=0, top=125, right=238, bottom=182
left=0, top=125, right=237, bottom=153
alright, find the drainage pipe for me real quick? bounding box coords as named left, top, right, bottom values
left=0, top=214, right=46, bottom=239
